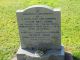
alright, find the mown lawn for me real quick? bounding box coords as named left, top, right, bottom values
left=0, top=0, right=80, bottom=60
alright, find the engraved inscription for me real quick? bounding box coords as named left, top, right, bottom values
left=17, top=6, right=61, bottom=49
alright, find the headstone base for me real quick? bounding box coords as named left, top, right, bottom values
left=17, top=46, right=65, bottom=60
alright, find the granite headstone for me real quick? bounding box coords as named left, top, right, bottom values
left=16, top=5, right=64, bottom=60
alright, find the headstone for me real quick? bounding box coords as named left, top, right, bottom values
left=16, top=5, right=65, bottom=60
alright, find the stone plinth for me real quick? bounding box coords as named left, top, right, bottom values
left=17, top=46, right=64, bottom=60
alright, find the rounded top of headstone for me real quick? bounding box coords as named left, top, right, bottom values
left=17, top=5, right=60, bottom=12
left=24, top=5, right=53, bottom=10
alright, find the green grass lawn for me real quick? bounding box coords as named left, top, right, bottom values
left=0, top=0, right=80, bottom=60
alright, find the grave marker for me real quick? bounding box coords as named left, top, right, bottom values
left=16, top=5, right=64, bottom=60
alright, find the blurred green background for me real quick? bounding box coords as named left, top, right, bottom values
left=0, top=0, right=80, bottom=60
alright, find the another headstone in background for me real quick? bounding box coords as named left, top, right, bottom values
left=16, top=5, right=65, bottom=60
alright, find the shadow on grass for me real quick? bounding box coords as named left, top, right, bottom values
left=72, top=51, right=80, bottom=60
left=73, top=56, right=80, bottom=60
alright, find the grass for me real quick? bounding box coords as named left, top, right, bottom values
left=0, top=0, right=80, bottom=60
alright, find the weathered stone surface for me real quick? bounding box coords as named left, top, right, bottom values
left=16, top=5, right=65, bottom=60
left=12, top=52, right=73, bottom=60
left=16, top=46, right=64, bottom=60
left=16, top=5, right=61, bottom=49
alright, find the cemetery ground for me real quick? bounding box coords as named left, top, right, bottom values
left=0, top=0, right=80, bottom=60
